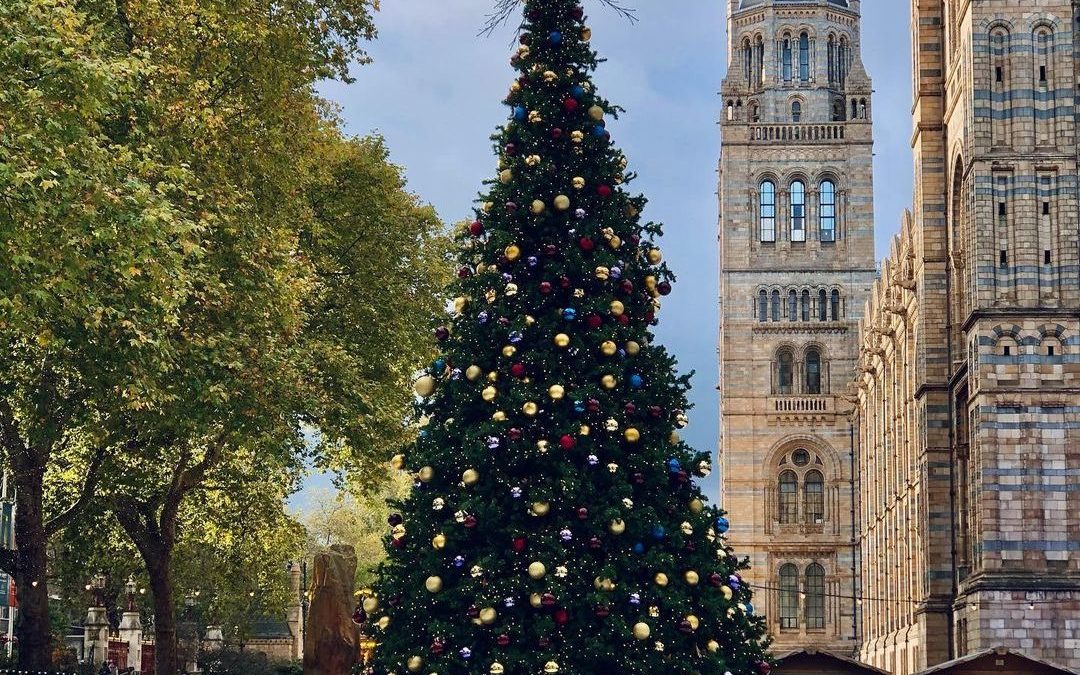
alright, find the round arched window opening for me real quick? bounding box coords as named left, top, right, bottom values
left=792, top=449, right=811, bottom=467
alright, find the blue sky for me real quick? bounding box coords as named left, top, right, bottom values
left=312, top=0, right=914, bottom=506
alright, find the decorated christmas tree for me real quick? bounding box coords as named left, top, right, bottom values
left=369, top=2, right=771, bottom=673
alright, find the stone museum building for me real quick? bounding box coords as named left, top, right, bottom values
left=718, top=1, right=1080, bottom=674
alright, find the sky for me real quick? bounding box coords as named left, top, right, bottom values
left=308, top=0, right=915, bottom=507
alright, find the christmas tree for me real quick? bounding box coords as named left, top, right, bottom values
left=369, top=2, right=771, bottom=674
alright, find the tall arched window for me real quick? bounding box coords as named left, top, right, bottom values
left=778, top=350, right=794, bottom=394
left=754, top=36, right=765, bottom=88
left=805, top=470, right=824, bottom=522
left=779, top=564, right=799, bottom=629
left=749, top=101, right=760, bottom=123
left=799, top=32, right=810, bottom=82
left=801, top=290, right=810, bottom=322
left=820, top=180, right=836, bottom=242
left=779, top=471, right=798, bottom=524
left=771, top=290, right=781, bottom=322
left=791, top=100, right=802, bottom=123
left=827, top=35, right=836, bottom=84
left=788, top=290, right=798, bottom=321
left=838, top=37, right=849, bottom=86
left=760, top=181, right=776, bottom=242
left=790, top=181, right=806, bottom=242
left=758, top=290, right=769, bottom=322
left=743, top=38, right=754, bottom=84
left=830, top=290, right=841, bottom=321
left=782, top=35, right=793, bottom=82
left=805, top=564, right=826, bottom=629
left=818, top=289, right=828, bottom=321
left=1035, top=28, right=1051, bottom=86
left=806, top=348, right=822, bottom=394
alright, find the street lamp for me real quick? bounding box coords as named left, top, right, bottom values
left=90, top=572, right=107, bottom=608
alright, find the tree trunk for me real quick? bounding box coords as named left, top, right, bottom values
left=147, top=552, right=178, bottom=675
left=13, top=472, right=53, bottom=671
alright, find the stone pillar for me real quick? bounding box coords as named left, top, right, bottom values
left=286, top=561, right=304, bottom=661
left=204, top=625, right=224, bottom=652
left=118, top=609, right=143, bottom=672
left=303, top=545, right=358, bottom=675
left=83, top=605, right=110, bottom=665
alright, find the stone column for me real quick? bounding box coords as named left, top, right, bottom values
left=287, top=561, right=304, bottom=661
left=83, top=606, right=110, bottom=666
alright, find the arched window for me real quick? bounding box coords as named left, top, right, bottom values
left=827, top=35, right=836, bottom=84
left=754, top=36, right=765, bottom=88
left=806, top=348, right=822, bottom=394
left=778, top=350, right=794, bottom=394
left=749, top=101, right=760, bottom=122
left=758, top=290, right=769, bottom=322
left=820, top=180, right=836, bottom=242
left=1035, top=28, right=1051, bottom=86
left=830, top=290, right=841, bottom=321
left=771, top=290, right=781, bottom=322
left=851, top=98, right=858, bottom=120
left=760, top=181, right=776, bottom=242
left=838, top=37, right=849, bottom=86
left=788, top=290, right=798, bottom=321
left=743, top=38, right=754, bottom=84
left=779, top=564, right=799, bottom=629
left=818, top=289, right=828, bottom=321
left=782, top=35, right=793, bottom=82
left=801, top=290, right=810, bottom=322
left=805, top=564, right=826, bottom=629
left=778, top=471, right=798, bottom=524
left=832, top=100, right=844, bottom=122
left=805, top=470, right=824, bottom=523
left=799, top=32, right=810, bottom=82
left=791, top=100, right=802, bottom=123
left=790, top=181, right=806, bottom=242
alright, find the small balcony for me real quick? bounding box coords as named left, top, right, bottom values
left=768, top=395, right=835, bottom=420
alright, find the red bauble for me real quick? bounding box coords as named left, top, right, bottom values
left=553, top=608, right=569, bottom=625
left=513, top=537, right=527, bottom=553
left=624, top=403, right=637, bottom=415
left=585, top=314, right=602, bottom=329
left=506, top=201, right=518, bottom=212
left=391, top=537, right=405, bottom=549
left=560, top=435, right=577, bottom=450
left=545, top=244, right=559, bottom=257
left=648, top=406, right=663, bottom=418
left=464, top=514, right=478, bottom=528
left=458, top=266, right=473, bottom=278
left=678, top=619, right=693, bottom=634
left=469, top=220, right=484, bottom=236
left=620, top=280, right=634, bottom=294
left=576, top=507, right=589, bottom=520
left=497, top=634, right=511, bottom=647
left=541, top=593, right=557, bottom=608
left=540, top=281, right=553, bottom=294
left=594, top=605, right=610, bottom=618
left=431, top=638, right=446, bottom=655
left=563, top=98, right=579, bottom=112
left=570, top=7, right=584, bottom=20
left=709, top=572, right=724, bottom=587
left=552, top=127, right=563, bottom=138
left=586, top=398, right=601, bottom=413
left=467, top=605, right=480, bottom=618
left=508, top=427, right=523, bottom=441
left=645, top=310, right=656, bottom=323
left=559, top=275, right=572, bottom=288
left=579, top=236, right=595, bottom=251
left=511, top=363, right=527, bottom=378
left=504, top=143, right=517, bottom=155
left=519, top=33, right=531, bottom=44
left=616, top=314, right=630, bottom=326
left=597, top=185, right=613, bottom=198
left=758, top=663, right=772, bottom=675
left=675, top=470, right=689, bottom=484
left=589, top=536, right=602, bottom=550
left=658, top=281, right=672, bottom=296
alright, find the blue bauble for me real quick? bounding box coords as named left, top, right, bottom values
left=651, top=525, right=666, bottom=540
left=563, top=308, right=578, bottom=321
left=550, top=30, right=562, bottom=45
left=667, top=458, right=682, bottom=474
left=593, top=124, right=606, bottom=137
left=513, top=106, right=527, bottom=120
left=629, top=374, right=644, bottom=389
left=715, top=516, right=730, bottom=534
left=633, top=542, right=646, bottom=554
left=509, top=331, right=523, bottom=344
left=433, top=358, right=446, bottom=373
left=745, top=602, right=755, bottom=615
left=571, top=85, right=585, bottom=99
left=574, top=400, right=587, bottom=414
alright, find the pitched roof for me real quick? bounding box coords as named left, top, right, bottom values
left=774, top=648, right=890, bottom=675
left=916, top=647, right=1078, bottom=675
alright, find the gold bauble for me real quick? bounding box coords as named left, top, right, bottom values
left=362, top=596, right=379, bottom=613
left=624, top=428, right=641, bottom=443
left=601, top=341, right=618, bottom=356
left=465, top=365, right=483, bottom=381
left=654, top=572, right=669, bottom=587
left=407, top=656, right=424, bottom=672
left=588, top=105, right=605, bottom=122
left=686, top=615, right=700, bottom=631
left=582, top=27, right=593, bottom=41
left=521, top=401, right=538, bottom=417
left=645, top=275, right=658, bottom=291
left=487, top=371, right=499, bottom=382
left=530, top=593, right=543, bottom=608
left=571, top=130, right=585, bottom=143
left=572, top=176, right=586, bottom=190
left=390, top=454, right=406, bottom=470
left=418, top=466, right=434, bottom=482
left=505, top=245, right=521, bottom=261
left=648, top=248, right=663, bottom=264
left=669, top=431, right=681, bottom=445
left=609, top=519, right=626, bottom=535
left=480, top=607, right=498, bottom=625
left=502, top=345, right=516, bottom=357
left=632, top=623, right=651, bottom=640
left=528, top=561, right=547, bottom=579
left=462, top=469, right=480, bottom=486
left=493, top=411, right=507, bottom=421
left=481, top=386, right=497, bottom=402
left=548, top=384, right=565, bottom=400
left=432, top=534, right=447, bottom=550
left=544, top=661, right=560, bottom=674
left=413, top=376, right=436, bottom=397
left=579, top=424, right=590, bottom=436
left=376, top=616, right=390, bottom=630
left=537, top=440, right=550, bottom=454
left=554, top=195, right=571, bottom=211
left=609, top=236, right=622, bottom=249
left=499, top=169, right=513, bottom=184
left=595, top=266, right=610, bottom=280
left=530, top=501, right=550, bottom=516
left=707, top=640, right=720, bottom=653
left=610, top=300, right=625, bottom=316
left=601, top=374, right=617, bottom=389
left=685, top=571, right=700, bottom=586
left=690, top=498, right=704, bottom=514
left=491, top=663, right=505, bottom=675
left=531, top=199, right=546, bottom=214
left=721, top=585, right=734, bottom=601
left=424, top=576, right=443, bottom=593
left=554, top=333, right=571, bottom=347
left=626, top=340, right=641, bottom=356
left=453, top=296, right=468, bottom=314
